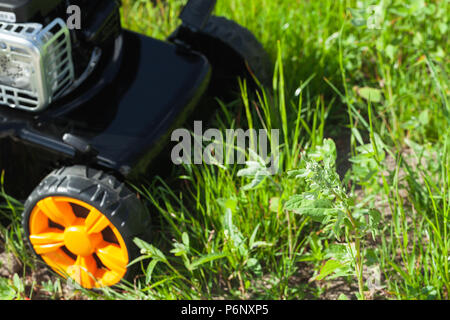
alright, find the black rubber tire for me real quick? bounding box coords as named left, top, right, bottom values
left=172, top=15, right=273, bottom=90
left=201, top=16, right=273, bottom=87
left=22, top=165, right=151, bottom=288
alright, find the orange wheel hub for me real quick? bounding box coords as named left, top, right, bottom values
left=28, top=197, right=129, bottom=289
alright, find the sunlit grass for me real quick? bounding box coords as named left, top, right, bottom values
left=1, top=0, right=448, bottom=300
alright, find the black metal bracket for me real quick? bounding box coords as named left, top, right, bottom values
left=179, top=0, right=217, bottom=32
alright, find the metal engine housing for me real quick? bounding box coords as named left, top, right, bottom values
left=0, top=18, right=74, bottom=111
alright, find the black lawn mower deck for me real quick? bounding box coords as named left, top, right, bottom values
left=0, top=30, right=211, bottom=197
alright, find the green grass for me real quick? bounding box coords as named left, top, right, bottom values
left=0, top=0, right=449, bottom=300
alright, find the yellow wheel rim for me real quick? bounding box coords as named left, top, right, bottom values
left=28, top=196, right=129, bottom=289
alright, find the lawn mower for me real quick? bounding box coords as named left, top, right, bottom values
left=0, top=0, right=272, bottom=289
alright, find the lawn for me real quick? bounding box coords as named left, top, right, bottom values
left=0, top=0, right=448, bottom=300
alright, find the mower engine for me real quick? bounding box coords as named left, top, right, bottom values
left=0, top=0, right=121, bottom=112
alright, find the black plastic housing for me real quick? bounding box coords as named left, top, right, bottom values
left=0, top=30, right=211, bottom=199
left=0, top=0, right=62, bottom=23
left=81, top=0, right=122, bottom=46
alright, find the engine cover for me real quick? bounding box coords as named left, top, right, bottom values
left=0, top=18, right=75, bottom=111
left=0, top=1, right=121, bottom=112
left=0, top=0, right=63, bottom=23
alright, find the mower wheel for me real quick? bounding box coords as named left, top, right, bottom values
left=22, top=165, right=150, bottom=289
left=201, top=16, right=273, bottom=87
left=172, top=15, right=273, bottom=89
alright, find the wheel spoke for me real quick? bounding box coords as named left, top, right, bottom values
left=29, top=229, right=64, bottom=254
left=68, top=255, right=98, bottom=289
left=37, top=197, right=76, bottom=227
left=41, top=249, right=75, bottom=275
left=85, top=207, right=110, bottom=234
left=96, top=243, right=127, bottom=275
